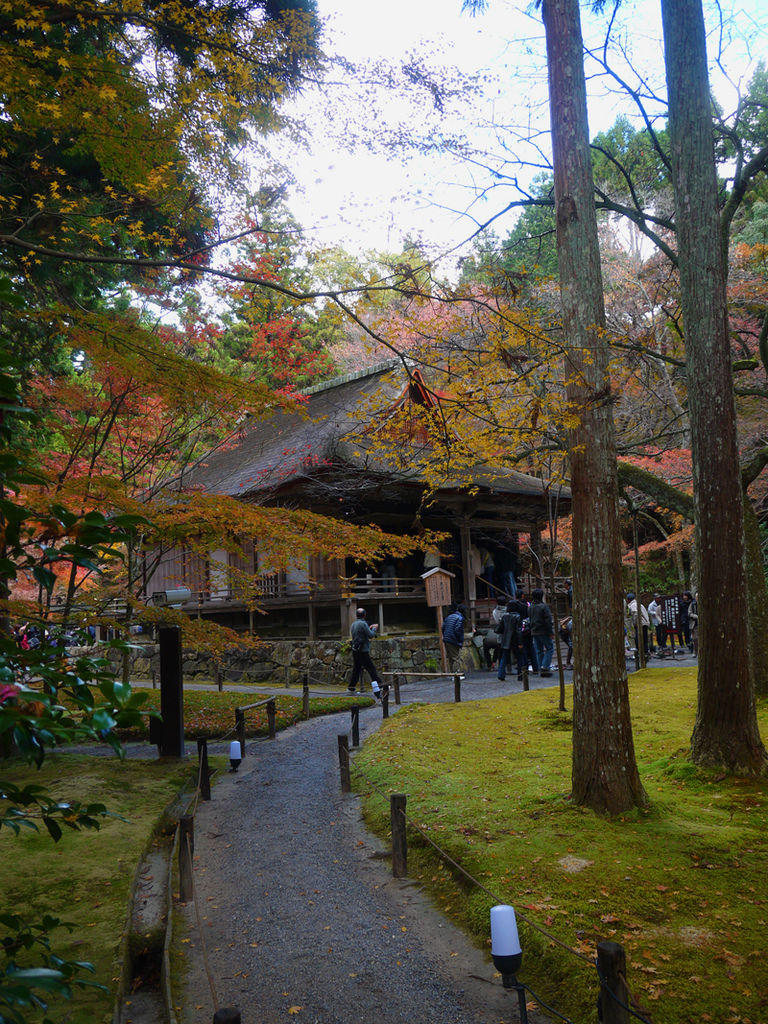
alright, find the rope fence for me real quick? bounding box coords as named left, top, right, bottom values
left=167, top=672, right=653, bottom=1023
left=345, top=753, right=653, bottom=1024
left=166, top=678, right=361, bottom=1024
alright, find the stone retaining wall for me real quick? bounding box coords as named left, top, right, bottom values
left=102, top=635, right=479, bottom=686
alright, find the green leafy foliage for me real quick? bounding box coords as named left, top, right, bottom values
left=0, top=346, right=152, bottom=1021
left=0, top=913, right=101, bottom=1024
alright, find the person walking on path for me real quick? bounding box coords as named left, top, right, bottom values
left=442, top=603, right=466, bottom=670
left=349, top=607, right=384, bottom=699
left=529, top=588, right=554, bottom=677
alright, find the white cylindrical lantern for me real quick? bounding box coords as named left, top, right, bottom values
left=229, top=740, right=242, bottom=760
left=491, top=904, right=521, bottom=956
left=491, top=904, right=522, bottom=985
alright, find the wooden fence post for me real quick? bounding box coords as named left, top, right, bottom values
left=235, top=708, right=246, bottom=758
left=178, top=815, right=194, bottom=903
left=350, top=705, right=360, bottom=747
left=196, top=738, right=211, bottom=801
left=522, top=663, right=530, bottom=692
left=454, top=672, right=461, bottom=702
left=213, top=1009, right=241, bottom=1023
left=158, top=626, right=184, bottom=757
left=393, top=676, right=401, bottom=704
left=337, top=734, right=351, bottom=793
left=215, top=663, right=223, bottom=692
left=597, top=941, right=631, bottom=1024
left=382, top=689, right=389, bottom=719
left=303, top=675, right=310, bottom=720
left=267, top=698, right=276, bottom=739
left=390, top=793, right=407, bottom=878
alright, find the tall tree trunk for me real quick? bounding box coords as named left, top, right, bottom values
left=542, top=0, right=646, bottom=813
left=743, top=499, right=768, bottom=698
left=661, top=0, right=766, bottom=771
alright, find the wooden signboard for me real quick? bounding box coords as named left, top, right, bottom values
left=421, top=567, right=454, bottom=608
left=421, top=568, right=455, bottom=673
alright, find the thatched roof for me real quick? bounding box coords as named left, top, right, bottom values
left=180, top=363, right=569, bottom=522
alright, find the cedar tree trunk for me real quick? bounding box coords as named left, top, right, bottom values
left=661, top=0, right=766, bottom=771
left=542, top=0, right=646, bottom=813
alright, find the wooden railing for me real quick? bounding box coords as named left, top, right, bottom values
left=145, top=574, right=427, bottom=609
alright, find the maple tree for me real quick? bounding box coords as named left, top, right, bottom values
left=212, top=206, right=337, bottom=389
left=0, top=348, right=155, bottom=1022
left=0, top=7, right=437, bottom=1009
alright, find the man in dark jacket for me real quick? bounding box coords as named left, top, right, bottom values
left=442, top=604, right=465, bottom=670
left=529, top=588, right=554, bottom=677
left=497, top=600, right=524, bottom=682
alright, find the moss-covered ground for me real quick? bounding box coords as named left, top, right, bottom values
left=0, top=755, right=194, bottom=1024
left=116, top=687, right=372, bottom=741
left=2, top=689, right=366, bottom=1022
left=353, top=668, right=768, bottom=1024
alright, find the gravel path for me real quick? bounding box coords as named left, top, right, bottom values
left=174, top=675, right=554, bottom=1024
left=173, top=658, right=697, bottom=1023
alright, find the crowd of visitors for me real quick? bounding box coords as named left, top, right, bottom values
left=625, top=590, right=697, bottom=657
left=353, top=579, right=697, bottom=691
left=471, top=580, right=696, bottom=679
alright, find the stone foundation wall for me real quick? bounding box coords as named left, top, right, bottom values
left=102, top=635, right=479, bottom=687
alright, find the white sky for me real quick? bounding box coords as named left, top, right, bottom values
left=267, top=0, right=768, bottom=269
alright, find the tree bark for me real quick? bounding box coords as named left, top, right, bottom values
left=661, top=0, right=766, bottom=772
left=743, top=500, right=768, bottom=698
left=542, top=0, right=646, bottom=813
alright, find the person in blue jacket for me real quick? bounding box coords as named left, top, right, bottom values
left=442, top=603, right=466, bottom=670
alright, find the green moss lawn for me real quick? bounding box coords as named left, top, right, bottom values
left=1, top=756, right=193, bottom=1023
left=117, top=687, right=372, bottom=741
left=353, top=668, right=768, bottom=1024
left=2, top=688, right=365, bottom=1022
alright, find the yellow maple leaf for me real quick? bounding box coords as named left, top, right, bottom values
left=287, top=1007, right=303, bottom=1015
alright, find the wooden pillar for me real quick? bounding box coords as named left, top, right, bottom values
left=308, top=602, right=316, bottom=640
left=235, top=708, right=246, bottom=758
left=390, top=794, right=407, bottom=877
left=459, top=518, right=475, bottom=627
left=196, top=739, right=211, bottom=800
left=530, top=523, right=543, bottom=589
left=338, top=734, right=351, bottom=793
left=340, top=600, right=354, bottom=638
left=158, top=626, right=184, bottom=758
left=597, top=941, right=630, bottom=1024
left=436, top=605, right=448, bottom=673
left=213, top=1008, right=241, bottom=1023
left=178, top=815, right=194, bottom=903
